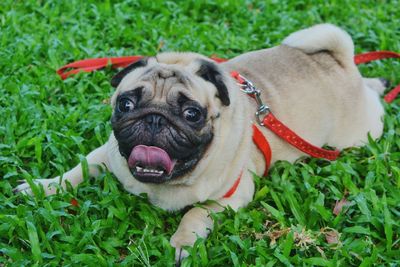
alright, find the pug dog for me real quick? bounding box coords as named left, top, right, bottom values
left=15, top=24, right=386, bottom=262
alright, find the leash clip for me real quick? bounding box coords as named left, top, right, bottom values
left=255, top=100, right=270, bottom=126
left=237, top=74, right=270, bottom=126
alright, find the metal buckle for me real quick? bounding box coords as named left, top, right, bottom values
left=238, top=76, right=257, bottom=94
left=236, top=74, right=270, bottom=126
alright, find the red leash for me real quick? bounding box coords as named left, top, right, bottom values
left=354, top=51, right=400, bottom=103
left=230, top=71, right=340, bottom=169
left=354, top=51, right=400, bottom=64
left=57, top=51, right=400, bottom=103
left=230, top=68, right=341, bottom=159
left=263, top=113, right=340, bottom=160
left=57, top=56, right=143, bottom=80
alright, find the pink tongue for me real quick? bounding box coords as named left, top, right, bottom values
left=128, top=145, right=175, bottom=174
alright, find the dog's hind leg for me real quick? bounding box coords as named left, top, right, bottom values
left=363, top=77, right=389, bottom=95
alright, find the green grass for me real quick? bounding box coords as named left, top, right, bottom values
left=1, top=0, right=399, bottom=266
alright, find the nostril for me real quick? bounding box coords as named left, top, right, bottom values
left=145, top=114, right=167, bottom=132
left=158, top=116, right=166, bottom=126
left=145, top=114, right=154, bottom=124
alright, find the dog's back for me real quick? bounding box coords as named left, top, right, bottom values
left=223, top=24, right=385, bottom=163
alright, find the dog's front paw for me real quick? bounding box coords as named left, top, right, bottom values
left=170, top=230, right=197, bottom=265
left=13, top=178, right=60, bottom=196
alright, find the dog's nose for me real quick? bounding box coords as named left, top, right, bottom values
left=145, top=114, right=167, bottom=133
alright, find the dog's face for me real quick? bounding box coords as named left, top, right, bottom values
left=110, top=53, right=230, bottom=184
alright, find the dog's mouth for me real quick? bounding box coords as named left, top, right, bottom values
left=128, top=145, right=178, bottom=183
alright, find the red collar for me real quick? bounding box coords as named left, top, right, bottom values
left=222, top=124, right=272, bottom=198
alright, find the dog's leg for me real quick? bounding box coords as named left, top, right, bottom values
left=14, top=144, right=109, bottom=195
left=363, top=77, right=389, bottom=95
left=170, top=174, right=254, bottom=264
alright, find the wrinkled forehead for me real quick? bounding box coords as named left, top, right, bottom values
left=113, top=56, right=215, bottom=105
left=117, top=57, right=196, bottom=90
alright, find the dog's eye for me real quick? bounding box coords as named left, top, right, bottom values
left=117, top=98, right=135, bottom=112
left=183, top=107, right=202, bottom=122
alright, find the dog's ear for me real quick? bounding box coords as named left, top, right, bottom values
left=196, top=60, right=230, bottom=106
left=111, top=58, right=148, bottom=88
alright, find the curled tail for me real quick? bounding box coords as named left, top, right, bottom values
left=282, top=24, right=355, bottom=68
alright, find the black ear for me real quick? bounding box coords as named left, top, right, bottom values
left=196, top=60, right=230, bottom=106
left=111, top=58, right=148, bottom=88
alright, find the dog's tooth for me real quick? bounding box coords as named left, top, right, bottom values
left=136, top=167, right=164, bottom=175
